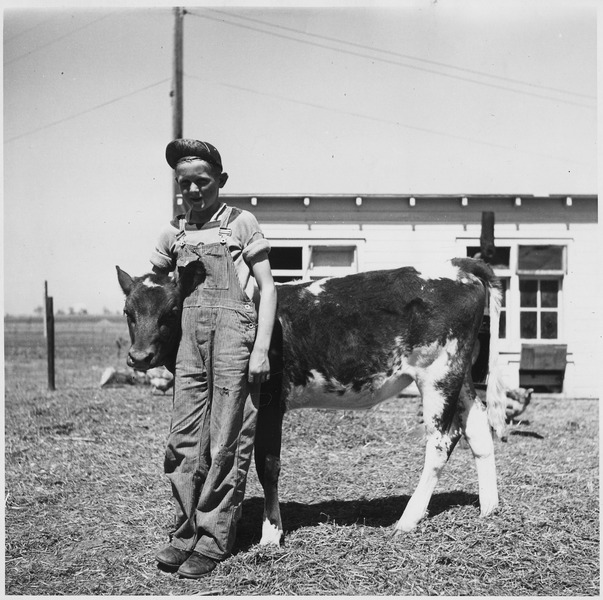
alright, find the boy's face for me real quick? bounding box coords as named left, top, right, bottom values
left=174, top=159, right=228, bottom=212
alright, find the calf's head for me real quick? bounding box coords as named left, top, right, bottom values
left=116, top=266, right=182, bottom=373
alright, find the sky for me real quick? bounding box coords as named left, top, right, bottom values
left=3, top=0, right=599, bottom=315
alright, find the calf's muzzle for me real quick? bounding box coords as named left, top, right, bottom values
left=127, top=346, right=158, bottom=371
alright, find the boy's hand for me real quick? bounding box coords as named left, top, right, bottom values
left=248, top=348, right=270, bottom=384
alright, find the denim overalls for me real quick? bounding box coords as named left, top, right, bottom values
left=165, top=207, right=259, bottom=560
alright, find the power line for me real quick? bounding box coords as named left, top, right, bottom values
left=184, top=72, right=588, bottom=166
left=187, top=9, right=594, bottom=110
left=4, top=12, right=117, bottom=66
left=5, top=78, right=170, bottom=144
left=203, top=7, right=594, bottom=101
left=4, top=14, right=58, bottom=43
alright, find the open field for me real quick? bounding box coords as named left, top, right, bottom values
left=4, top=317, right=600, bottom=595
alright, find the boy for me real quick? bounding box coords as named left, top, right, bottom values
left=150, top=139, right=277, bottom=578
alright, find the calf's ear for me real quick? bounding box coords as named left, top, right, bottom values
left=116, top=266, right=134, bottom=295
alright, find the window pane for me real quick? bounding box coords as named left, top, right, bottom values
left=270, top=247, right=303, bottom=270
left=541, top=312, right=558, bottom=339
left=541, top=280, right=559, bottom=308
left=520, top=280, right=538, bottom=307
left=311, top=246, right=355, bottom=268
left=518, top=245, right=563, bottom=270
left=520, top=312, right=537, bottom=338
left=466, top=246, right=510, bottom=268
left=499, top=311, right=506, bottom=339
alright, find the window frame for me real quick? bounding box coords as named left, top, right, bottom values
left=516, top=244, right=567, bottom=276
left=518, top=275, right=563, bottom=341
left=308, top=244, right=358, bottom=279
left=269, top=238, right=363, bottom=282
left=516, top=244, right=566, bottom=342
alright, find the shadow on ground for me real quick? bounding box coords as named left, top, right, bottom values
left=509, top=430, right=544, bottom=439
left=234, top=490, right=478, bottom=552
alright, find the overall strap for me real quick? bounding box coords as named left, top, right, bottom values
left=218, top=207, right=234, bottom=245
left=175, top=216, right=187, bottom=246
left=219, top=206, right=233, bottom=228
left=211, top=203, right=228, bottom=223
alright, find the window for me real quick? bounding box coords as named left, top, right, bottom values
left=517, top=245, right=564, bottom=341
left=518, top=245, right=564, bottom=273
left=270, top=243, right=359, bottom=282
left=269, top=246, right=303, bottom=283
left=309, top=246, right=356, bottom=279
left=519, top=278, right=560, bottom=339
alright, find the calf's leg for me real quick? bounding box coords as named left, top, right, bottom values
left=394, top=375, right=464, bottom=535
left=457, top=377, right=498, bottom=517
left=254, top=374, right=285, bottom=546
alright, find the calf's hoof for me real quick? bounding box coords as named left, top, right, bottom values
left=479, top=501, right=499, bottom=518
left=392, top=519, right=419, bottom=537
left=259, top=519, right=284, bottom=546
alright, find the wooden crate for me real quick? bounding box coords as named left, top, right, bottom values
left=519, top=344, right=567, bottom=392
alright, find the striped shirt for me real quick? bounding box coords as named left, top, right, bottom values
left=150, top=203, right=270, bottom=301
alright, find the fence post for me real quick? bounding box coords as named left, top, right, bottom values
left=45, top=282, right=56, bottom=391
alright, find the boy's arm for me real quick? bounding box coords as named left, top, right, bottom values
left=150, top=225, right=177, bottom=274
left=248, top=254, right=277, bottom=384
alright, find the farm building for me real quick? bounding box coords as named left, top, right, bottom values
left=221, top=193, right=598, bottom=398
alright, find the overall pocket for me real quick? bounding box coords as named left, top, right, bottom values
left=177, top=246, right=208, bottom=299
left=200, top=248, right=229, bottom=290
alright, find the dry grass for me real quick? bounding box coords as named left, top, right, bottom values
left=4, top=317, right=600, bottom=595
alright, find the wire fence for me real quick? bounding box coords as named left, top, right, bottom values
left=4, top=316, right=129, bottom=362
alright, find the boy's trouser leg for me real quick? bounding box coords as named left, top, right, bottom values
left=193, top=305, right=259, bottom=560
left=164, top=307, right=211, bottom=552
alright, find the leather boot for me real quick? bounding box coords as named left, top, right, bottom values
left=178, top=552, right=218, bottom=579
left=155, top=544, right=192, bottom=569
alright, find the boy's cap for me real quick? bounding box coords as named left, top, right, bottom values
left=166, top=139, right=223, bottom=170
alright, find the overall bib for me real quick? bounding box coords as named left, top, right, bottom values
left=165, top=208, right=259, bottom=560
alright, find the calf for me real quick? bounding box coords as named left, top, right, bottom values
left=117, top=258, right=506, bottom=544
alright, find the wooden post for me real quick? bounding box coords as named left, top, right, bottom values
left=480, top=211, right=496, bottom=263
left=43, top=280, right=48, bottom=338
left=44, top=281, right=56, bottom=391
left=172, top=7, right=184, bottom=217
left=473, top=212, right=496, bottom=386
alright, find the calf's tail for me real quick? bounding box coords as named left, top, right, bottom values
left=485, top=278, right=507, bottom=439
left=452, top=257, right=507, bottom=438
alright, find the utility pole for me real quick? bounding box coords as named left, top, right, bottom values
left=172, top=7, right=184, bottom=217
